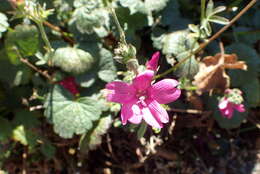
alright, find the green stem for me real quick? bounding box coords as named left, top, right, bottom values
left=200, top=0, right=206, bottom=22
left=37, top=22, right=53, bottom=53
left=109, top=7, right=127, bottom=45
left=155, top=0, right=257, bottom=80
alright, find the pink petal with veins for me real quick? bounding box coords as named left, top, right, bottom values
left=106, top=81, right=135, bottom=104
left=146, top=99, right=169, bottom=123
left=132, top=70, right=154, bottom=91
left=149, top=79, right=181, bottom=104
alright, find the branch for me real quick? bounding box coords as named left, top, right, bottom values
left=20, top=57, right=53, bottom=82
left=155, top=0, right=258, bottom=79
left=43, top=21, right=75, bottom=46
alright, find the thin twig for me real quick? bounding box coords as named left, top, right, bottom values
left=43, top=21, right=75, bottom=46
left=109, top=7, right=127, bottom=45
left=168, top=108, right=212, bottom=115
left=199, top=0, right=258, bottom=51
left=155, top=0, right=258, bottom=79
left=20, top=57, right=53, bottom=82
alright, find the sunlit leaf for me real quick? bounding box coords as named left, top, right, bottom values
left=53, top=47, right=94, bottom=74
left=5, top=24, right=39, bottom=65
left=44, top=85, right=102, bottom=138
left=209, top=15, right=229, bottom=25
left=79, top=115, right=112, bottom=153
left=0, top=12, right=9, bottom=38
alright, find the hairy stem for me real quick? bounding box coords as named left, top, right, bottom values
left=155, top=0, right=257, bottom=79
left=37, top=22, right=52, bottom=53
left=109, top=7, right=127, bottom=45
left=200, top=0, right=206, bottom=22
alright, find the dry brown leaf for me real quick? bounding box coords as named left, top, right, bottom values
left=193, top=53, right=247, bottom=93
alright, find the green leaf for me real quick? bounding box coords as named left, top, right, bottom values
left=98, top=48, right=117, bottom=82
left=12, top=125, right=39, bottom=147
left=0, top=56, right=32, bottom=87
left=76, top=73, right=96, bottom=88
left=211, top=6, right=226, bottom=16
left=137, top=121, right=147, bottom=139
left=40, top=141, right=56, bottom=160
left=13, top=110, right=40, bottom=129
left=209, top=15, right=229, bottom=25
left=175, top=53, right=199, bottom=79
left=79, top=115, right=112, bottom=154
left=205, top=0, right=214, bottom=18
left=53, top=47, right=94, bottom=74
left=44, top=85, right=102, bottom=138
left=116, top=7, right=148, bottom=46
left=70, top=0, right=110, bottom=36
left=160, top=0, right=180, bottom=27
left=241, top=78, right=260, bottom=107
left=144, top=0, right=169, bottom=13
left=253, top=10, right=260, bottom=28
left=5, top=24, right=39, bottom=65
left=213, top=109, right=247, bottom=129
left=119, top=0, right=145, bottom=14
left=0, top=12, right=9, bottom=38
left=162, top=30, right=199, bottom=78
left=0, top=117, right=13, bottom=142
left=226, top=43, right=260, bottom=86
left=233, top=27, right=260, bottom=45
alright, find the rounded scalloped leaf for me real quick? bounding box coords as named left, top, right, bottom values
left=98, top=48, right=116, bottom=82
left=53, top=47, right=94, bottom=74
left=162, top=30, right=199, bottom=57
left=44, top=85, right=101, bottom=138
left=162, top=30, right=199, bottom=78
left=5, top=24, right=39, bottom=65
left=226, top=43, right=260, bottom=87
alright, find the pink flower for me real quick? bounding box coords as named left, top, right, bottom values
left=218, top=98, right=245, bottom=119
left=146, top=51, right=160, bottom=71
left=106, top=70, right=181, bottom=128
left=59, top=77, right=79, bottom=96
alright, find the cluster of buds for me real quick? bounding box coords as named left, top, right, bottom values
left=218, top=88, right=245, bottom=119
left=13, top=0, right=53, bottom=24
left=114, top=42, right=139, bottom=74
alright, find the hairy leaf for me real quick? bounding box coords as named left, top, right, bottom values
left=162, top=30, right=199, bottom=78
left=53, top=47, right=94, bottom=74
left=44, top=85, right=102, bottom=138
left=70, top=0, right=110, bottom=36
left=98, top=48, right=116, bottom=82
left=79, top=115, right=112, bottom=154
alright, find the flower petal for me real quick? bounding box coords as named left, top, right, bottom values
left=106, top=81, right=135, bottom=104
left=146, top=51, right=160, bottom=71
left=218, top=99, right=228, bottom=109
left=141, top=106, right=163, bottom=128
left=234, top=104, right=245, bottom=112
left=224, top=108, right=233, bottom=119
left=149, top=79, right=181, bottom=104
left=133, top=70, right=154, bottom=91
left=121, top=99, right=142, bottom=125
left=146, top=99, right=169, bottom=123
